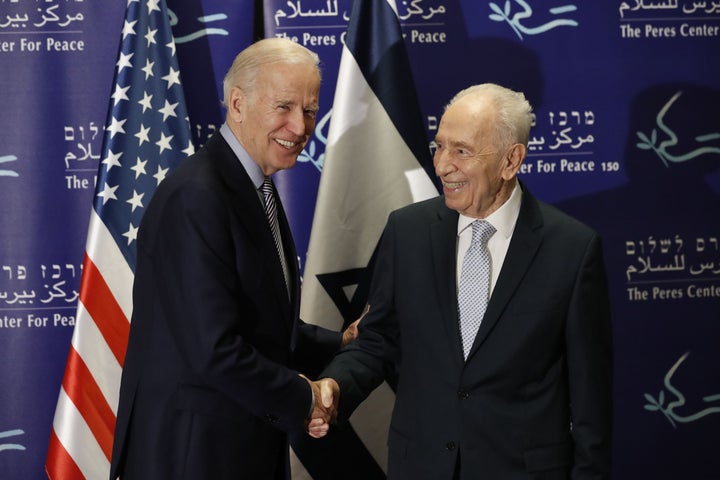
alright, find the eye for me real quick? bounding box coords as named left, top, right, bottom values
left=304, top=108, right=317, bottom=119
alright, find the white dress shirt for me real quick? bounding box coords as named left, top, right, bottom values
left=456, top=182, right=523, bottom=295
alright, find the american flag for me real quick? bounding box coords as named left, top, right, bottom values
left=45, top=0, right=193, bottom=478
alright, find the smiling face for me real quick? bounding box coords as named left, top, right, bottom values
left=227, top=61, right=320, bottom=176
left=433, top=93, right=524, bottom=218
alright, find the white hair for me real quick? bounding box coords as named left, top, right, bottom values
left=222, top=38, right=321, bottom=107
left=446, top=83, right=533, bottom=148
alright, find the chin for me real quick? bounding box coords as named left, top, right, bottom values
left=443, top=197, right=461, bottom=211
left=274, top=158, right=298, bottom=172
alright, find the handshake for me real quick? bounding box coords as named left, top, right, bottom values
left=301, top=376, right=340, bottom=439
left=300, top=311, right=364, bottom=438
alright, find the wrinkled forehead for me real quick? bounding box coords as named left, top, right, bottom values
left=253, top=62, right=320, bottom=100
left=438, top=98, right=497, bottom=143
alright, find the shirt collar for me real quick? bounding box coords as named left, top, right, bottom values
left=220, top=122, right=265, bottom=190
left=457, top=181, right=523, bottom=238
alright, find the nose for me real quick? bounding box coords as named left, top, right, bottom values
left=288, top=108, right=313, bottom=137
left=433, top=149, right=452, bottom=176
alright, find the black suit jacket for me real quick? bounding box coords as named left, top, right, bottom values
left=110, top=133, right=341, bottom=480
left=323, top=186, right=613, bottom=480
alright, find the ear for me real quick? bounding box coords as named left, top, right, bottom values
left=501, top=143, right=526, bottom=180
left=227, top=86, right=245, bottom=124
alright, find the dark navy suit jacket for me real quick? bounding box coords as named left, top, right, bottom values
left=323, top=186, right=613, bottom=480
left=110, top=133, right=341, bottom=480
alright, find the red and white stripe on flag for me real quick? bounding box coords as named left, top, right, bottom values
left=45, top=0, right=194, bottom=477
left=46, top=211, right=132, bottom=479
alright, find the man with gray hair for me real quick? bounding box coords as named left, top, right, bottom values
left=110, top=38, right=355, bottom=480
left=313, top=83, right=613, bottom=479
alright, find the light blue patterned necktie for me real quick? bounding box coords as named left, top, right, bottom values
left=458, top=219, right=496, bottom=359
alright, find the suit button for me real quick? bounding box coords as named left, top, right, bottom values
left=265, top=414, right=278, bottom=424
left=458, top=389, right=469, bottom=400
left=445, top=441, right=456, bottom=451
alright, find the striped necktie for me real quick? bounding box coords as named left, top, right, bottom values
left=260, top=176, right=289, bottom=294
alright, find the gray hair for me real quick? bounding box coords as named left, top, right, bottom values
left=222, top=38, right=321, bottom=107
left=446, top=83, right=533, bottom=149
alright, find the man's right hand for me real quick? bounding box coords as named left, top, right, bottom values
left=306, top=378, right=339, bottom=439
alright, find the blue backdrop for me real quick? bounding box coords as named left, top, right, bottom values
left=1, top=1, right=718, bottom=478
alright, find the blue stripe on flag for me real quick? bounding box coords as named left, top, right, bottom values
left=345, top=0, right=436, bottom=182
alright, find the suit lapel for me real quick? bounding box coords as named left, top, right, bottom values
left=207, top=135, right=294, bottom=318
left=275, top=192, right=305, bottom=350
left=430, top=200, right=465, bottom=366
left=274, top=188, right=300, bottom=304
left=466, top=185, right=544, bottom=360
